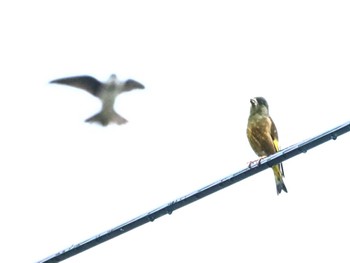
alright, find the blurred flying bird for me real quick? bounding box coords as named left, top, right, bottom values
left=246, top=97, right=288, bottom=195
left=50, top=74, right=144, bottom=126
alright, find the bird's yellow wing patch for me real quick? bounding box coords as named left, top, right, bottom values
left=273, top=138, right=280, bottom=151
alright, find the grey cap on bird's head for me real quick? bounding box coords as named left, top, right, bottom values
left=249, top=97, right=270, bottom=115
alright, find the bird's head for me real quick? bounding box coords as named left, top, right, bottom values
left=250, top=97, right=269, bottom=115
left=106, top=74, right=117, bottom=85
left=103, top=74, right=119, bottom=90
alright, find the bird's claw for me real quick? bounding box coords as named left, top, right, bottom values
left=247, top=156, right=266, bottom=168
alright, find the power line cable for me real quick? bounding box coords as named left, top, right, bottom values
left=36, top=120, right=350, bottom=263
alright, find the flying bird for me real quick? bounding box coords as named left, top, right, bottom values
left=246, top=97, right=287, bottom=195
left=50, top=74, right=144, bottom=126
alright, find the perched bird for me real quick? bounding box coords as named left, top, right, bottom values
left=246, top=97, right=287, bottom=195
left=50, top=74, right=144, bottom=126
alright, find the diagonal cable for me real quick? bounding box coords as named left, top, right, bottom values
left=36, top=121, right=350, bottom=263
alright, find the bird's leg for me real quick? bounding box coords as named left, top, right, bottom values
left=247, top=156, right=267, bottom=168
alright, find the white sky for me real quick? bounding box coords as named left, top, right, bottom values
left=1, top=1, right=350, bottom=262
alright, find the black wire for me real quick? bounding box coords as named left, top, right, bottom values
left=36, top=121, right=350, bottom=263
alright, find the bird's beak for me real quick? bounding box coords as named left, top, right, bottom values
left=250, top=98, right=257, bottom=105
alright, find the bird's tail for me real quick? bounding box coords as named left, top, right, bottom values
left=85, top=110, right=128, bottom=126
left=272, top=163, right=288, bottom=195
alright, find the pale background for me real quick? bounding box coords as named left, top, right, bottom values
left=1, top=1, right=349, bottom=262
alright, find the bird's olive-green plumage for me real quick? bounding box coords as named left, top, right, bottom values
left=247, top=97, right=287, bottom=194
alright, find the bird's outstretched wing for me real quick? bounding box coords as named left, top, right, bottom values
left=50, top=75, right=102, bottom=96
left=123, top=79, right=145, bottom=91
